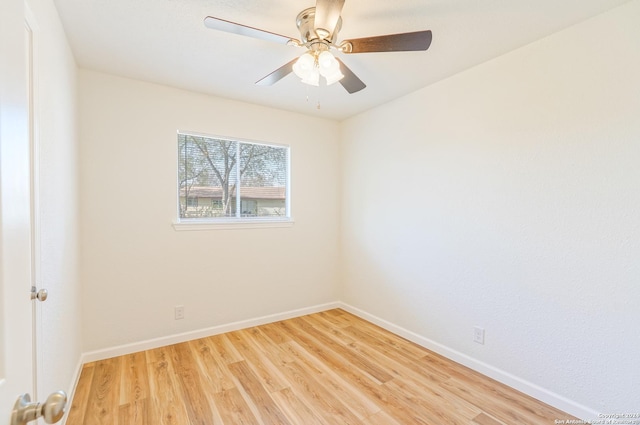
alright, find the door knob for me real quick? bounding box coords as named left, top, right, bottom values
left=30, top=286, right=48, bottom=302
left=11, top=391, right=67, bottom=425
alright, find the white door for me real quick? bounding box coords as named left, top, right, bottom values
left=1, top=0, right=66, bottom=423
left=0, top=0, right=36, bottom=417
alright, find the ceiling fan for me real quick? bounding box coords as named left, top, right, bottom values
left=204, top=0, right=432, bottom=94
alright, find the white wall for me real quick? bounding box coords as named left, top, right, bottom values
left=340, top=0, right=640, bottom=416
left=78, top=70, right=341, bottom=351
left=26, top=0, right=82, bottom=400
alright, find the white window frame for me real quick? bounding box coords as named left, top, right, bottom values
left=173, top=131, right=293, bottom=231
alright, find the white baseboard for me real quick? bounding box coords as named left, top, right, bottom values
left=75, top=300, right=598, bottom=421
left=337, top=302, right=600, bottom=421
left=80, top=301, right=340, bottom=363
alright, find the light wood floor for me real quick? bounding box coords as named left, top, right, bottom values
left=66, top=309, right=576, bottom=424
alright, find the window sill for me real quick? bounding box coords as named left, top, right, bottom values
left=172, top=218, right=294, bottom=231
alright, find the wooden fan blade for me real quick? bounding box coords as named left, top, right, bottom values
left=336, top=58, right=366, bottom=94
left=314, top=0, right=345, bottom=37
left=204, top=16, right=295, bottom=45
left=255, top=58, right=298, bottom=86
left=341, top=30, right=432, bottom=53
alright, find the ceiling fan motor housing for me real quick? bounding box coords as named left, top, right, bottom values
left=296, top=7, right=342, bottom=46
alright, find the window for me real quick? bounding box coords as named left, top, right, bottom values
left=177, top=132, right=289, bottom=222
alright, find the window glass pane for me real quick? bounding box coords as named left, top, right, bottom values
left=239, top=144, right=288, bottom=218
left=178, top=133, right=289, bottom=221
left=178, top=134, right=237, bottom=218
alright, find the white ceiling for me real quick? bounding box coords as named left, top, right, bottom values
left=52, top=0, right=630, bottom=121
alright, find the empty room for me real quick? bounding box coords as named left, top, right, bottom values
left=1, top=0, right=638, bottom=424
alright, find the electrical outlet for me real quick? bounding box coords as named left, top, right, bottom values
left=473, top=326, right=485, bottom=345
left=175, top=305, right=185, bottom=320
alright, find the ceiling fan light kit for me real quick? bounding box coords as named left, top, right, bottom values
left=292, top=48, right=344, bottom=87
left=204, top=0, right=432, bottom=94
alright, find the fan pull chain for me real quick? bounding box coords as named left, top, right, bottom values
left=303, top=87, right=320, bottom=110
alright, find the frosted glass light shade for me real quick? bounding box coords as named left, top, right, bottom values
left=293, top=50, right=343, bottom=87
left=318, top=51, right=336, bottom=71
left=301, top=67, right=320, bottom=86
left=292, top=53, right=315, bottom=79
left=324, top=68, right=344, bottom=85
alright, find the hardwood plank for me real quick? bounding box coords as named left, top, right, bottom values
left=85, top=357, right=122, bottom=425
left=225, top=329, right=289, bottom=393
left=65, top=363, right=95, bottom=425
left=209, top=334, right=243, bottom=364
left=257, top=322, right=292, bottom=345
left=347, top=337, right=444, bottom=386
left=275, top=319, right=431, bottom=424
left=118, top=400, right=149, bottom=425
left=146, top=351, right=190, bottom=425
left=278, top=359, right=364, bottom=425
left=145, top=345, right=170, bottom=364
left=304, top=313, right=358, bottom=345
left=290, top=316, right=394, bottom=384
left=131, top=399, right=149, bottom=425
left=425, top=349, right=572, bottom=424
left=362, top=410, right=404, bottom=425
left=281, top=340, right=380, bottom=419
left=440, top=375, right=558, bottom=425
left=67, top=309, right=579, bottom=425
left=473, top=412, right=507, bottom=425
left=314, top=314, right=451, bottom=389
left=170, top=343, right=216, bottom=424
left=247, top=325, right=296, bottom=364
left=259, top=323, right=368, bottom=424
left=119, top=403, right=131, bottom=425
left=212, top=388, right=259, bottom=424
left=343, top=337, right=482, bottom=421
left=188, top=338, right=236, bottom=393
left=342, top=324, right=450, bottom=383
left=317, top=309, right=354, bottom=328
left=384, top=378, right=477, bottom=424
left=227, top=360, right=291, bottom=424
left=120, top=351, right=148, bottom=405
left=341, top=316, right=431, bottom=361
left=270, top=387, right=328, bottom=425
